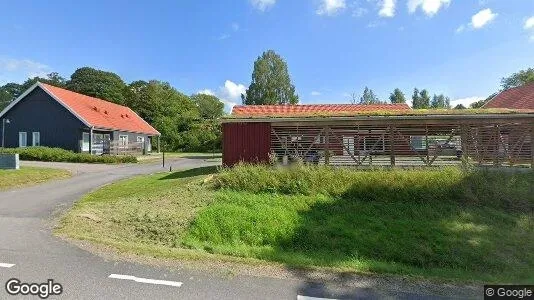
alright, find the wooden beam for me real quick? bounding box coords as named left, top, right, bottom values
left=389, top=125, right=396, bottom=167
left=325, top=126, right=330, bottom=165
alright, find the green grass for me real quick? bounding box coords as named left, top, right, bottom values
left=0, top=167, right=71, bottom=190
left=56, top=164, right=534, bottom=283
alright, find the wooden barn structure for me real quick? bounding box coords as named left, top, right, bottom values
left=222, top=104, right=534, bottom=168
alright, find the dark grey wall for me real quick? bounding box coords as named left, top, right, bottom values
left=0, top=87, right=88, bottom=151
left=111, top=131, right=150, bottom=145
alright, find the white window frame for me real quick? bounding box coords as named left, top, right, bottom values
left=82, top=132, right=90, bottom=152
left=19, top=132, right=27, bottom=148
left=119, top=135, right=129, bottom=146
left=32, top=132, right=40, bottom=146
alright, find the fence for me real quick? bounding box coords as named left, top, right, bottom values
left=269, top=117, right=534, bottom=168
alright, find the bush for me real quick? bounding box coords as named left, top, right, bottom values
left=0, top=147, right=137, bottom=164
left=213, top=164, right=534, bottom=211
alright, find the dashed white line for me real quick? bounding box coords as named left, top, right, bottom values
left=108, top=274, right=182, bottom=287
left=0, top=263, right=15, bottom=268
left=297, top=296, right=337, bottom=300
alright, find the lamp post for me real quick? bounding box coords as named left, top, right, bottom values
left=1, top=118, right=10, bottom=148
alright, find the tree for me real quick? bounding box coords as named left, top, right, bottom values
left=242, top=50, right=298, bottom=105
left=411, top=88, right=420, bottom=108
left=454, top=104, right=466, bottom=109
left=0, top=83, right=23, bottom=110
left=412, top=88, right=431, bottom=109
left=430, top=94, right=451, bottom=109
left=389, top=88, right=406, bottom=104
left=67, top=67, right=127, bottom=104
left=419, top=89, right=431, bottom=109
left=359, top=87, right=382, bottom=104
left=501, top=68, right=534, bottom=90
left=19, top=72, right=67, bottom=92
left=190, top=94, right=224, bottom=119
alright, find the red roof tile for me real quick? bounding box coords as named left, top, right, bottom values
left=232, top=103, right=411, bottom=117
left=40, top=83, right=160, bottom=135
left=484, top=83, right=534, bottom=110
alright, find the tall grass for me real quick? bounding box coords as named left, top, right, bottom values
left=213, top=164, right=534, bottom=211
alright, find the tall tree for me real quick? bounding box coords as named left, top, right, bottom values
left=418, top=89, right=431, bottom=109
left=389, top=88, right=406, bottom=104
left=190, top=93, right=224, bottom=119
left=0, top=83, right=23, bottom=110
left=411, top=88, right=421, bottom=108
left=67, top=67, right=127, bottom=104
left=501, top=68, right=534, bottom=90
left=242, top=50, right=299, bottom=105
left=430, top=94, right=451, bottom=109
left=359, top=87, right=382, bottom=104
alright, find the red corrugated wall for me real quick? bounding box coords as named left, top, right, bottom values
left=223, top=122, right=271, bottom=166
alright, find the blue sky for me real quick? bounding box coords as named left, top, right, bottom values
left=1, top=0, right=533, bottom=110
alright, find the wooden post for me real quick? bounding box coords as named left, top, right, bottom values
left=460, top=125, right=468, bottom=167
left=325, top=126, right=330, bottom=166
left=89, top=127, right=93, bottom=155
left=531, top=124, right=534, bottom=169
left=389, top=125, right=396, bottom=167
left=425, top=125, right=430, bottom=166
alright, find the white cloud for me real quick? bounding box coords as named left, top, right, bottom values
left=250, top=0, right=276, bottom=11
left=378, top=0, right=396, bottom=18
left=311, top=91, right=321, bottom=96
left=317, top=0, right=346, bottom=16
left=450, top=96, right=484, bottom=108
left=0, top=57, right=50, bottom=84
left=197, top=89, right=215, bottom=96
left=525, top=16, right=534, bottom=30
left=470, top=8, right=497, bottom=29
left=407, top=0, right=451, bottom=17
left=455, top=24, right=465, bottom=33
left=198, top=80, right=247, bottom=112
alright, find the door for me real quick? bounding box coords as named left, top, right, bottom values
left=82, top=132, right=90, bottom=152
left=19, top=132, right=27, bottom=148
left=32, top=132, right=40, bottom=146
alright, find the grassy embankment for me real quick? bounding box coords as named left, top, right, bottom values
left=0, top=167, right=71, bottom=190
left=56, top=164, right=534, bottom=283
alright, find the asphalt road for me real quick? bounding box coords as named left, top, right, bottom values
left=0, top=159, right=479, bottom=299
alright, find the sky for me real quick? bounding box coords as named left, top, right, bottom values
left=0, top=0, right=533, bottom=111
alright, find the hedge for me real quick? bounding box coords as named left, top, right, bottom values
left=0, top=147, right=137, bottom=164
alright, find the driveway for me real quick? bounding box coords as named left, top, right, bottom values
left=20, top=160, right=132, bottom=175
left=0, top=158, right=480, bottom=299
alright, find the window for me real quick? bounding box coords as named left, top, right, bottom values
left=82, top=132, right=90, bottom=152
left=32, top=132, right=40, bottom=146
left=137, top=136, right=144, bottom=143
left=119, top=135, right=128, bottom=146
left=19, top=132, right=27, bottom=148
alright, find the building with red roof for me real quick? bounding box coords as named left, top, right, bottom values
left=484, top=82, right=534, bottom=110
left=0, top=82, right=160, bottom=154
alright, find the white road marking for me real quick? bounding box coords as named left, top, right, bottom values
left=0, top=263, right=15, bottom=268
left=109, top=274, right=182, bottom=287
left=297, top=296, right=337, bottom=300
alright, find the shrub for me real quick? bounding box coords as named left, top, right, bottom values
left=0, top=147, right=137, bottom=164
left=213, top=164, right=534, bottom=211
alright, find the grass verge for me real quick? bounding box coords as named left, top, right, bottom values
left=0, top=147, right=137, bottom=163
left=0, top=167, right=71, bottom=190
left=56, top=165, right=534, bottom=283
